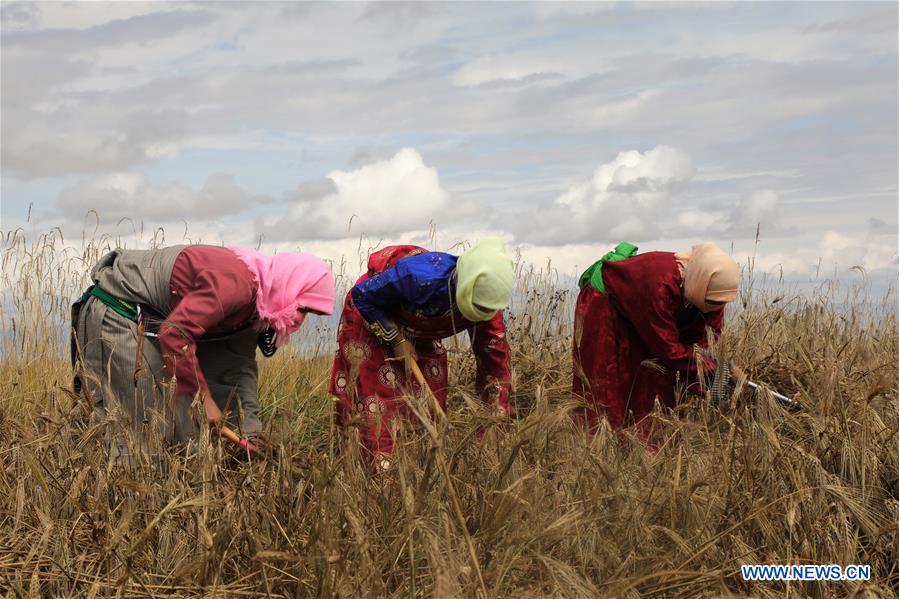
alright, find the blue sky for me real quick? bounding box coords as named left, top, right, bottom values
left=1, top=1, right=896, bottom=287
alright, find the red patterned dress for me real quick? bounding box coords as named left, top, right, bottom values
left=329, top=245, right=512, bottom=464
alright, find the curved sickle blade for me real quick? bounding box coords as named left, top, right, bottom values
left=747, top=380, right=802, bottom=411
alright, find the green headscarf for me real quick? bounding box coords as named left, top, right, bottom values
left=578, top=242, right=638, bottom=293
left=455, top=238, right=515, bottom=322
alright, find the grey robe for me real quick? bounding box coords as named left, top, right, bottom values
left=71, top=246, right=262, bottom=459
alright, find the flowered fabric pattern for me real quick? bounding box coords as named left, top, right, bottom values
left=330, top=245, right=512, bottom=461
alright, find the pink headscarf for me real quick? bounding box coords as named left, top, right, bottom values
left=229, top=247, right=335, bottom=346
left=674, top=242, right=740, bottom=313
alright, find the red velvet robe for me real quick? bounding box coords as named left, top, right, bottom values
left=329, top=245, right=512, bottom=464
left=572, top=251, right=722, bottom=433
left=161, top=246, right=257, bottom=397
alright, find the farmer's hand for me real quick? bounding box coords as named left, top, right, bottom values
left=248, top=431, right=280, bottom=454
left=392, top=337, right=417, bottom=370
left=201, top=389, right=223, bottom=425
left=731, top=364, right=747, bottom=385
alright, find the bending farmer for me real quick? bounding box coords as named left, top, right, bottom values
left=72, top=245, right=334, bottom=457
left=572, top=241, right=740, bottom=439
left=329, top=239, right=514, bottom=471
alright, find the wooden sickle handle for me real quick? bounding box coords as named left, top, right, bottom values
left=219, top=424, right=258, bottom=452
left=406, top=357, right=447, bottom=419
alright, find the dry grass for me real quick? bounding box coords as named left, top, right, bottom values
left=1, top=229, right=897, bottom=597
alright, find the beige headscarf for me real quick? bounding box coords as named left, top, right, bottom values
left=674, top=242, right=740, bottom=313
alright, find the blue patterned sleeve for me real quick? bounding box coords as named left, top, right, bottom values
left=351, top=263, right=418, bottom=341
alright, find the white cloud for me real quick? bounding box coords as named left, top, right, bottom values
left=0, top=2, right=39, bottom=30
left=861, top=242, right=899, bottom=272
left=678, top=209, right=726, bottom=233
left=1, top=1, right=895, bottom=296
left=729, top=231, right=898, bottom=279
left=509, top=145, right=695, bottom=245
left=452, top=53, right=563, bottom=86
left=532, top=3, right=618, bottom=19
left=726, top=189, right=785, bottom=235
left=694, top=168, right=803, bottom=183
left=815, top=230, right=897, bottom=273
left=739, top=251, right=811, bottom=276
left=56, top=172, right=265, bottom=223
left=2, top=2, right=190, bottom=31
left=559, top=145, right=695, bottom=211
left=671, top=189, right=796, bottom=239
left=262, top=148, right=450, bottom=241
left=450, top=44, right=610, bottom=86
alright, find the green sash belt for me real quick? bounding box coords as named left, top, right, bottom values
left=578, top=242, right=638, bottom=293
left=81, top=285, right=139, bottom=322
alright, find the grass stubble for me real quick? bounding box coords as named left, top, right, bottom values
left=0, top=227, right=896, bottom=597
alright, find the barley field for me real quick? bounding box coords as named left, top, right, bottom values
left=1, top=228, right=896, bottom=597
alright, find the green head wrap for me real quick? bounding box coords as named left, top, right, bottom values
left=455, top=238, right=514, bottom=322
left=578, top=242, right=638, bottom=293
